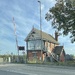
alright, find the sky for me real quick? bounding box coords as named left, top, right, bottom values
left=0, top=0, right=75, bottom=55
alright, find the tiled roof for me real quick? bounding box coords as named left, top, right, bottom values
left=25, top=28, right=59, bottom=44
left=53, top=46, right=65, bottom=55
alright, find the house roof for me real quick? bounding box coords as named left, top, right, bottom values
left=53, top=46, right=65, bottom=55
left=25, top=28, right=59, bottom=44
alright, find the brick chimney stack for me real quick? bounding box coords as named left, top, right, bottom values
left=55, top=31, right=58, bottom=41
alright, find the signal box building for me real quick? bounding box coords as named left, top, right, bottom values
left=25, top=28, right=65, bottom=62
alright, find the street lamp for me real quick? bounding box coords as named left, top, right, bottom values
left=38, top=1, right=42, bottom=32
left=38, top=1, right=42, bottom=61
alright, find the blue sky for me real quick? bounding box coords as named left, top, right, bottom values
left=0, top=0, right=75, bottom=55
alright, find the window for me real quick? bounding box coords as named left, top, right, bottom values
left=28, top=40, right=44, bottom=50
left=28, top=41, right=35, bottom=50
left=35, top=40, right=41, bottom=49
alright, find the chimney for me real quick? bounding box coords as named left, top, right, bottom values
left=55, top=31, right=58, bottom=41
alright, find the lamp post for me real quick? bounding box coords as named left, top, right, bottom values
left=38, top=1, right=42, bottom=61
left=38, top=1, right=42, bottom=31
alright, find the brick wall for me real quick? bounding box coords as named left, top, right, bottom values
left=27, top=41, right=58, bottom=61
left=60, top=52, right=65, bottom=62
left=45, top=42, right=57, bottom=53
left=27, top=50, right=42, bottom=61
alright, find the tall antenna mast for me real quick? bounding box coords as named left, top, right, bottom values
left=12, top=17, right=19, bottom=62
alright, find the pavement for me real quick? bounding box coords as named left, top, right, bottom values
left=0, top=63, right=75, bottom=75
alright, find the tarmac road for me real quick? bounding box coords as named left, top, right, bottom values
left=0, top=70, right=27, bottom=75
left=0, top=64, right=75, bottom=75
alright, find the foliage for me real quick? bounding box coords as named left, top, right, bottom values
left=45, top=0, right=75, bottom=43
left=0, top=55, right=27, bottom=63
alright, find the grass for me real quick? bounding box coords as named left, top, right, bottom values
left=27, top=59, right=75, bottom=67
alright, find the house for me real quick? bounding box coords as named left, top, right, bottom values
left=25, top=27, right=65, bottom=62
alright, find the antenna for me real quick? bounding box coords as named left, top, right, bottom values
left=12, top=17, right=19, bottom=62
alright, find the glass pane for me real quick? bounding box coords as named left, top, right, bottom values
left=35, top=40, right=44, bottom=50
left=35, top=40, right=41, bottom=50
left=28, top=40, right=44, bottom=50
left=28, top=41, right=35, bottom=50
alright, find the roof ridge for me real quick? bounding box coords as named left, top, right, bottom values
left=25, top=27, right=59, bottom=44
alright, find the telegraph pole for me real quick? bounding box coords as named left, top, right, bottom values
left=38, top=1, right=42, bottom=61
left=12, top=17, right=19, bottom=62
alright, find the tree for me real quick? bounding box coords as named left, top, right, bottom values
left=45, top=0, right=75, bottom=43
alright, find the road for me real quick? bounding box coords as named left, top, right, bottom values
left=0, top=64, right=75, bottom=75
left=0, top=70, right=26, bottom=75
